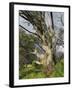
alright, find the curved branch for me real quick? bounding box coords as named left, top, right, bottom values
left=20, top=10, right=35, bottom=25
left=19, top=14, right=29, bottom=22
left=55, top=35, right=64, bottom=42
left=19, top=24, right=42, bottom=41
left=19, top=13, right=33, bottom=25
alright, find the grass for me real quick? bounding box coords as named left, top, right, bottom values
left=49, top=59, right=64, bottom=77
left=19, top=59, right=64, bottom=79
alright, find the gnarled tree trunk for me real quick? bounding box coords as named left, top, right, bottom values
left=19, top=11, right=55, bottom=73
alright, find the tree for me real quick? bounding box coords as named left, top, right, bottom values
left=19, top=11, right=64, bottom=72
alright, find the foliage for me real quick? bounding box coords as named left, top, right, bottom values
left=48, top=59, right=64, bottom=77
left=19, top=30, right=38, bottom=68
left=19, top=59, right=64, bottom=79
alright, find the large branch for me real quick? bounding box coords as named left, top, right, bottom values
left=20, top=11, right=35, bottom=25
left=35, top=43, right=46, bottom=53
left=19, top=13, right=34, bottom=25
left=19, top=10, right=47, bottom=34
left=19, top=14, right=29, bottom=22
left=19, top=24, right=42, bottom=41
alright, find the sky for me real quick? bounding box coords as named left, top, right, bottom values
left=19, top=11, right=64, bottom=33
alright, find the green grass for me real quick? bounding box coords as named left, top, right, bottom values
left=49, top=59, right=64, bottom=77
left=19, top=59, right=64, bottom=79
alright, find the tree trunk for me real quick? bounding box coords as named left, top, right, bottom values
left=41, top=45, right=52, bottom=65
left=39, top=44, right=53, bottom=75
left=36, top=32, right=54, bottom=75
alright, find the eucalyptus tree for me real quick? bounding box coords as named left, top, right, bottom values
left=19, top=10, right=64, bottom=71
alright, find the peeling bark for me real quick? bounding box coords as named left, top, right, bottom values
left=19, top=11, right=56, bottom=72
